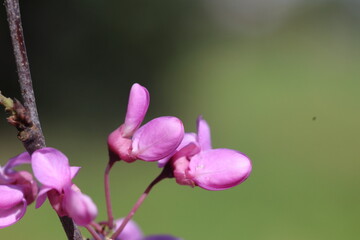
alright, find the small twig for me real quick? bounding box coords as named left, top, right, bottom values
left=4, top=0, right=83, bottom=239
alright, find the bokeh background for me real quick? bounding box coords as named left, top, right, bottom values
left=1, top=0, right=360, bottom=239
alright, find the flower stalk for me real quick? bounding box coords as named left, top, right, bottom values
left=105, top=161, right=115, bottom=229
left=111, top=167, right=171, bottom=239
left=85, top=225, right=102, bottom=240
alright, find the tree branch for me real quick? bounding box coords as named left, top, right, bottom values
left=4, top=0, right=44, bottom=151
left=4, top=1, right=83, bottom=239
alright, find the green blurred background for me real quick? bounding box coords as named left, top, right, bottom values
left=1, top=0, right=360, bottom=239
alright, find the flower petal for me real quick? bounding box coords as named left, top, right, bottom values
left=31, top=147, right=71, bottom=191
left=188, top=149, right=252, bottom=191
left=0, top=172, right=9, bottom=185
left=172, top=156, right=194, bottom=187
left=158, top=133, right=197, bottom=167
left=0, top=185, right=24, bottom=209
left=0, top=198, right=26, bottom=229
left=35, top=186, right=52, bottom=208
left=70, top=166, right=81, bottom=179
left=11, top=171, right=38, bottom=205
left=122, top=83, right=150, bottom=138
left=108, top=127, right=135, bottom=162
left=132, top=117, right=184, bottom=161
left=63, top=186, right=97, bottom=226
left=4, top=152, right=31, bottom=173
left=114, top=218, right=144, bottom=240
left=196, top=116, right=212, bottom=150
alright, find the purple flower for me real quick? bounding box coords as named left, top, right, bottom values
left=108, top=83, right=184, bottom=163
left=114, top=219, right=182, bottom=240
left=166, top=116, right=252, bottom=191
left=0, top=152, right=38, bottom=228
left=31, top=147, right=97, bottom=226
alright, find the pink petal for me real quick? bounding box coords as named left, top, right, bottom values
left=63, top=186, right=97, bottom=226
left=173, top=142, right=200, bottom=160
left=70, top=166, right=81, bottom=179
left=158, top=133, right=198, bottom=167
left=4, top=152, right=31, bottom=173
left=35, top=186, right=52, bottom=208
left=172, top=156, right=194, bottom=187
left=196, top=116, right=212, bottom=150
left=114, top=218, right=144, bottom=240
left=0, top=170, right=10, bottom=185
left=122, top=83, right=150, bottom=138
left=0, top=198, right=26, bottom=229
left=31, top=147, right=71, bottom=192
left=0, top=185, right=24, bottom=209
left=11, top=171, right=38, bottom=205
left=132, top=117, right=184, bottom=161
left=108, top=126, right=136, bottom=162
left=48, top=189, right=67, bottom=216
left=188, top=149, right=252, bottom=191
left=181, top=133, right=197, bottom=147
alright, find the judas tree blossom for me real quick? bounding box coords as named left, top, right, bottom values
left=114, top=218, right=182, bottom=240
left=31, top=147, right=97, bottom=226
left=108, top=83, right=184, bottom=163
left=166, top=116, right=252, bottom=191
left=0, top=152, right=38, bottom=228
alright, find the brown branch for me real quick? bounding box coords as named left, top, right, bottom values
left=4, top=0, right=44, bottom=152
left=4, top=1, right=83, bottom=239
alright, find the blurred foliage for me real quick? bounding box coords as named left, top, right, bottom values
left=1, top=1, right=360, bottom=239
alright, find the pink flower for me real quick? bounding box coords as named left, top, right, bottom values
left=108, top=83, right=184, bottom=163
left=31, top=147, right=97, bottom=226
left=167, top=116, right=252, bottom=191
left=114, top=218, right=144, bottom=240
left=114, top=218, right=182, bottom=240
left=0, top=152, right=38, bottom=228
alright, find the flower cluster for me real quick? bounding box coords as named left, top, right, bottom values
left=104, top=83, right=252, bottom=239
left=108, top=83, right=252, bottom=191
left=0, top=148, right=97, bottom=228
left=1, top=83, right=252, bottom=240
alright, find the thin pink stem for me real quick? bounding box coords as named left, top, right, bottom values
left=105, top=161, right=115, bottom=229
left=85, top=225, right=102, bottom=240
left=91, top=221, right=103, bottom=234
left=111, top=170, right=168, bottom=240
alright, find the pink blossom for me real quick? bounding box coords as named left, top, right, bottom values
left=108, top=83, right=184, bottom=163
left=168, top=116, right=252, bottom=191
left=31, top=147, right=97, bottom=226
left=114, top=218, right=144, bottom=240
left=0, top=152, right=38, bottom=228
left=114, top=218, right=182, bottom=240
